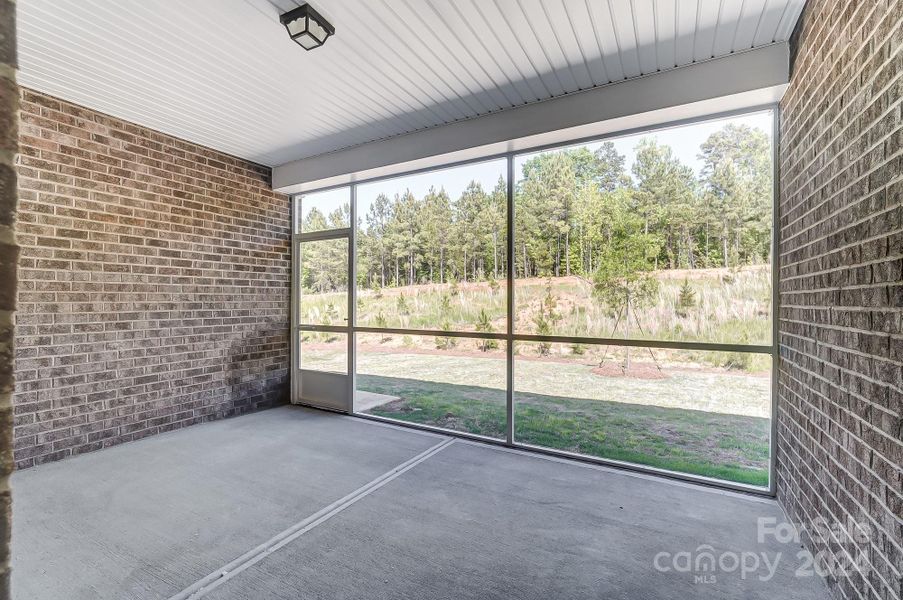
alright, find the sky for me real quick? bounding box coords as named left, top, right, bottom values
left=300, top=110, right=773, bottom=227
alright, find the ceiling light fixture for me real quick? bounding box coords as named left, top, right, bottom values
left=280, top=3, right=334, bottom=51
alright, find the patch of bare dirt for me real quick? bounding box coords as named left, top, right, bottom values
left=590, top=362, right=669, bottom=380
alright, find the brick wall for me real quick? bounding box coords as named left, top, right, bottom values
left=0, top=0, right=16, bottom=595
left=777, top=1, right=902, bottom=600
left=13, top=90, right=291, bottom=469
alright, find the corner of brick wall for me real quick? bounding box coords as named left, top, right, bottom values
left=13, top=90, right=292, bottom=469
left=777, top=1, right=902, bottom=600
left=0, top=0, right=16, bottom=595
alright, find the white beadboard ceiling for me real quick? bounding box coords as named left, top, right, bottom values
left=17, top=0, right=804, bottom=167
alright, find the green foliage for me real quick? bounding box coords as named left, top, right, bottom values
left=475, top=309, right=499, bottom=352
left=533, top=312, right=552, bottom=357
left=699, top=124, right=772, bottom=268
left=439, top=294, right=452, bottom=314
left=542, top=278, right=561, bottom=319
left=593, top=232, right=660, bottom=315
left=304, top=122, right=774, bottom=358
left=396, top=293, right=410, bottom=315
left=374, top=311, right=392, bottom=343
left=435, top=320, right=457, bottom=350
left=324, top=302, right=339, bottom=325
left=341, top=122, right=770, bottom=295
left=532, top=279, right=561, bottom=356
left=488, top=276, right=500, bottom=295
left=676, top=278, right=696, bottom=317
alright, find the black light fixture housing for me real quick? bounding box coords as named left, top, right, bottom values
left=280, top=3, right=334, bottom=51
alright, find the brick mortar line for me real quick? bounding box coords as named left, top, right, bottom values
left=778, top=280, right=903, bottom=295
left=19, top=176, right=288, bottom=220
left=778, top=303, right=901, bottom=314
left=18, top=400, right=289, bottom=432
left=16, top=362, right=289, bottom=380
left=20, top=168, right=281, bottom=205
left=778, top=320, right=903, bottom=343
left=778, top=315, right=902, bottom=334
left=17, top=211, right=291, bottom=242
left=778, top=252, right=903, bottom=284
left=18, top=400, right=288, bottom=437
left=17, top=365, right=289, bottom=387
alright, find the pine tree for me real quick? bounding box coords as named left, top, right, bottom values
left=396, top=293, right=410, bottom=316
left=439, top=294, right=452, bottom=315
left=533, top=308, right=552, bottom=357
left=475, top=309, right=498, bottom=351
left=677, top=278, right=696, bottom=317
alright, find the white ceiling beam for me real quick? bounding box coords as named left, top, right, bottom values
left=274, top=42, right=789, bottom=193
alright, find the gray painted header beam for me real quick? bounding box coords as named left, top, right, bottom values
left=274, top=42, right=789, bottom=193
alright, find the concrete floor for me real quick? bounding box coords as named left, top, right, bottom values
left=12, top=406, right=827, bottom=600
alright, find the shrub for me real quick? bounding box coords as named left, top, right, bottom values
left=488, top=276, right=500, bottom=295
left=324, top=302, right=339, bottom=325
left=435, top=320, right=457, bottom=350
left=449, top=277, right=460, bottom=296
left=440, top=294, right=452, bottom=314
left=396, top=293, right=410, bottom=315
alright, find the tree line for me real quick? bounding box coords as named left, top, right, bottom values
left=301, top=123, right=772, bottom=294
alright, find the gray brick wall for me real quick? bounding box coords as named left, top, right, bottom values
left=0, top=0, right=16, bottom=594
left=777, top=1, right=902, bottom=599
left=13, top=90, right=291, bottom=469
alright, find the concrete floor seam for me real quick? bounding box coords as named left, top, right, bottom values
left=168, top=437, right=455, bottom=600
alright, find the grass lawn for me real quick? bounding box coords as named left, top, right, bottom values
left=350, top=350, right=770, bottom=487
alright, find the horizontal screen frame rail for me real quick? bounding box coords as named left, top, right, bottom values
left=301, top=325, right=773, bottom=354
